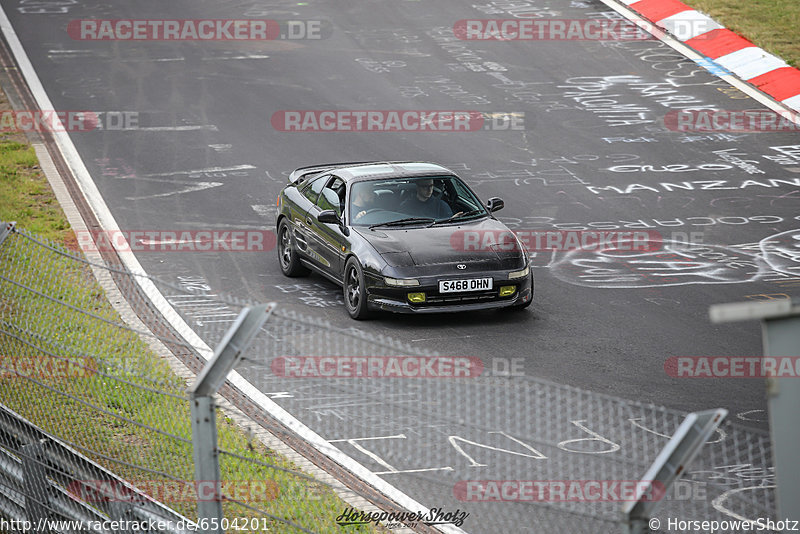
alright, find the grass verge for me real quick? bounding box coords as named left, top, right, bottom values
left=681, top=0, right=800, bottom=67
left=0, top=102, right=70, bottom=242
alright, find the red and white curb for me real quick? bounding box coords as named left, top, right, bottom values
left=614, top=0, right=800, bottom=112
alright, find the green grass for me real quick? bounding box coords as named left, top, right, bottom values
left=0, top=140, right=71, bottom=243
left=684, top=0, right=800, bottom=67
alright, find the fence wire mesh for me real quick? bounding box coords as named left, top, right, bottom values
left=0, top=223, right=777, bottom=534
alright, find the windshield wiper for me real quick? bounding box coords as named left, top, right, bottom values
left=432, top=209, right=485, bottom=225
left=369, top=217, right=435, bottom=229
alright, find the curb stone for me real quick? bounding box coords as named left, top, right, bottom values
left=617, top=0, right=800, bottom=112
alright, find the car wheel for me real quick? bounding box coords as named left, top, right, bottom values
left=278, top=219, right=310, bottom=277
left=344, top=257, right=371, bottom=320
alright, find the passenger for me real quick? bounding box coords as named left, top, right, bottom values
left=400, top=179, right=452, bottom=219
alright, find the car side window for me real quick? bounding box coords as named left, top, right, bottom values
left=317, top=177, right=346, bottom=217
left=450, top=177, right=483, bottom=212
left=301, top=175, right=328, bottom=203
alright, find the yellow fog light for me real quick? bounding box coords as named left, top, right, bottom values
left=499, top=286, right=517, bottom=297
left=407, top=292, right=426, bottom=303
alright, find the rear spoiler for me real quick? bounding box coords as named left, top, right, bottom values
left=287, top=161, right=378, bottom=184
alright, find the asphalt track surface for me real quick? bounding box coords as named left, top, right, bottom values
left=4, top=0, right=798, bottom=531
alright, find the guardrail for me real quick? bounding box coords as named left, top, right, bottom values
left=0, top=403, right=194, bottom=533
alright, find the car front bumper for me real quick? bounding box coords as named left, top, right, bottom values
left=365, top=271, right=533, bottom=314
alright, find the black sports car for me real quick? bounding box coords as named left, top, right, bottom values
left=275, top=161, right=533, bottom=319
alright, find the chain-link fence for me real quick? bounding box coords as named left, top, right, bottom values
left=0, top=223, right=417, bottom=533
left=0, top=222, right=776, bottom=534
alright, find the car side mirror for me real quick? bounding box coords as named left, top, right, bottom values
left=486, top=197, right=504, bottom=213
left=317, top=210, right=341, bottom=224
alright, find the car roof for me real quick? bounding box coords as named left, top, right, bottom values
left=334, top=161, right=457, bottom=182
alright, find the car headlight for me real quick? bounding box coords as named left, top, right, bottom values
left=384, top=277, right=420, bottom=287
left=508, top=266, right=529, bottom=280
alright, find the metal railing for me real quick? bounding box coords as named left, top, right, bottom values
left=0, top=404, right=194, bottom=533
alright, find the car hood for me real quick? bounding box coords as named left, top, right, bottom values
left=353, top=217, right=525, bottom=270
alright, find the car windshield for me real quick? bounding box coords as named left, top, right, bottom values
left=349, top=175, right=487, bottom=227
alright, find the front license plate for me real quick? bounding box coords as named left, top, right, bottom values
left=439, top=278, right=493, bottom=293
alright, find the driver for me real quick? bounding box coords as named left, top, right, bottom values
left=400, top=178, right=452, bottom=219
left=351, top=185, right=377, bottom=220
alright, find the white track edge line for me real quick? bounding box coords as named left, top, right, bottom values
left=0, top=7, right=465, bottom=532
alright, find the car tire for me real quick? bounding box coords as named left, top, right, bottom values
left=344, top=257, right=372, bottom=320
left=278, top=219, right=310, bottom=277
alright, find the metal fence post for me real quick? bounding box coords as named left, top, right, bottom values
left=190, top=395, right=222, bottom=530
left=21, top=440, right=50, bottom=526
left=762, top=315, right=800, bottom=524
left=188, top=303, right=274, bottom=534
left=0, top=221, right=15, bottom=247
left=710, top=298, right=800, bottom=525
left=622, top=409, right=727, bottom=534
